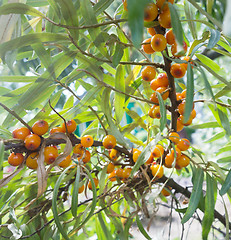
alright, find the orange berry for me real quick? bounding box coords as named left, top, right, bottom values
left=161, top=186, right=172, bottom=197
left=177, top=138, right=190, bottom=151
left=103, top=135, right=116, bottom=149
left=150, top=92, right=159, bottom=104
left=170, top=63, right=186, bottom=78
left=169, top=132, right=180, bottom=144
left=158, top=10, right=171, bottom=28
left=151, top=34, right=167, bottom=52
left=61, top=119, right=77, bottom=133
left=156, top=73, right=169, bottom=87
left=176, top=92, right=183, bottom=101
left=156, top=86, right=169, bottom=100
left=141, top=66, right=156, bottom=82
left=176, top=118, right=184, bottom=132
left=116, top=168, right=124, bottom=179
left=142, top=38, right=155, bottom=54
left=109, top=170, right=117, bottom=182
left=109, top=149, right=118, bottom=161
left=147, top=27, right=156, bottom=36
left=178, top=115, right=193, bottom=126
left=171, top=41, right=188, bottom=57
left=150, top=79, right=160, bottom=91
left=78, top=184, right=85, bottom=194
left=191, top=109, right=197, bottom=119
left=148, top=105, right=161, bottom=119
left=182, top=56, right=194, bottom=70
left=44, top=146, right=59, bottom=165
left=151, top=164, right=164, bottom=178
left=146, top=154, right=154, bottom=164
left=156, top=0, right=174, bottom=11
left=170, top=147, right=182, bottom=159
left=88, top=178, right=99, bottom=190
left=12, top=127, right=31, bottom=140
left=81, top=135, right=94, bottom=148
left=59, top=155, right=72, bottom=168
left=107, top=162, right=115, bottom=174
left=49, top=127, right=65, bottom=135
left=152, top=145, right=164, bottom=158
left=123, top=167, right=132, bottom=179
left=26, top=152, right=38, bottom=169
left=181, top=89, right=187, bottom=99
left=73, top=144, right=84, bottom=158
left=178, top=101, right=186, bottom=115
left=122, top=0, right=128, bottom=11
left=79, top=150, right=91, bottom=163
left=144, top=3, right=158, bottom=22
left=32, top=120, right=49, bottom=136
left=176, top=154, right=190, bottom=168
left=133, top=149, right=141, bottom=162
left=24, top=134, right=41, bottom=151
left=165, top=29, right=175, bottom=45
left=8, top=152, right=24, bottom=166
left=164, top=153, right=174, bottom=168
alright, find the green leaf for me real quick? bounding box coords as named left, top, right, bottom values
left=207, top=29, right=221, bottom=49
left=136, top=215, right=152, bottom=240
left=181, top=167, right=204, bottom=224
left=127, top=0, right=150, bottom=48
left=218, top=108, right=231, bottom=137
left=156, top=92, right=167, bottom=132
left=115, top=65, right=125, bottom=124
left=0, top=140, right=4, bottom=180
left=220, top=169, right=231, bottom=196
left=97, top=212, right=114, bottom=240
left=195, top=53, right=220, bottom=72
left=184, top=1, right=197, bottom=39
left=168, top=3, right=184, bottom=45
left=112, top=43, right=124, bottom=67
left=52, top=166, right=73, bottom=240
left=184, top=64, right=194, bottom=123
left=205, top=131, right=225, bottom=143
left=202, top=173, right=215, bottom=240
left=71, top=165, right=81, bottom=217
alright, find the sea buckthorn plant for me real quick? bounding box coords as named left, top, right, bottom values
left=0, top=0, right=231, bottom=239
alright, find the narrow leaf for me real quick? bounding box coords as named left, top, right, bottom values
left=217, top=108, right=231, bottom=137
left=220, top=169, right=231, bottom=196
left=207, top=29, right=221, bottom=49
left=136, top=215, right=152, bottom=240
left=112, top=43, right=124, bottom=67
left=71, top=165, right=81, bottom=217
left=195, top=53, right=220, bottom=72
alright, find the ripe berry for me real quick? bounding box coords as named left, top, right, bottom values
left=176, top=154, right=190, bottom=168
left=81, top=135, right=94, bottom=148
left=170, top=63, right=186, bottom=78
left=49, top=127, right=65, bottom=135
left=133, top=149, right=141, bottom=162
left=161, top=187, right=172, bottom=197
left=109, top=149, right=118, bottom=161
left=148, top=105, right=161, bottom=119
left=24, top=134, right=41, bottom=151
left=171, top=41, right=188, bottom=57
left=78, top=184, right=85, bottom=194
left=123, top=167, right=132, bottom=179
left=109, top=170, right=117, bottom=182
left=44, top=146, right=59, bottom=165
left=176, top=92, right=183, bottom=101
left=156, top=73, right=169, bottom=88
left=150, top=92, right=159, bottom=104
left=191, top=109, right=197, bottom=119
left=8, top=152, right=24, bottom=166
left=156, top=0, right=174, bottom=11
left=178, top=115, right=193, bottom=126
left=59, top=155, right=72, bottom=168
left=158, top=10, right=171, bottom=28
left=152, top=145, right=164, bottom=158
left=61, top=119, right=77, bottom=133
left=79, top=150, right=91, bottom=163
left=73, top=144, right=84, bottom=158
left=142, top=38, right=155, bottom=54
left=151, top=164, right=164, bottom=179
left=147, top=27, right=156, bottom=36
left=169, top=132, right=180, bottom=144
left=182, top=56, right=193, bottom=70
left=103, top=135, right=116, bottom=149
left=150, top=79, right=160, bottom=91
left=144, top=3, right=158, bottom=22
left=107, top=162, right=115, bottom=174
left=164, top=153, right=174, bottom=168
left=176, top=118, right=184, bottom=132
left=26, top=152, right=38, bottom=169
left=12, top=127, right=31, bottom=140
left=141, top=66, right=156, bottom=82
left=170, top=147, right=182, bottom=159
left=116, top=168, right=124, bottom=179
left=88, top=178, right=99, bottom=190
left=165, top=29, right=175, bottom=45
left=177, top=138, right=190, bottom=151
left=32, top=120, right=49, bottom=136
left=181, top=89, right=187, bottom=99
left=156, top=86, right=169, bottom=100
left=151, top=34, right=167, bottom=52
left=146, top=154, right=154, bottom=164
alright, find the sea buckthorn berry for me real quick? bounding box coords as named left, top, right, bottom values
left=150, top=92, right=159, bottom=104
left=8, top=152, right=24, bottom=166
left=152, top=145, right=164, bottom=158
left=32, top=120, right=49, bottom=136
left=171, top=41, right=188, bottom=57
left=26, top=152, right=38, bottom=169
left=44, top=146, right=59, bottom=165
left=170, top=63, right=186, bottom=78
left=50, top=127, right=65, bottom=135
left=165, top=29, right=175, bottom=45
left=116, top=168, right=124, bottom=179
left=176, top=92, right=183, bottom=101
left=12, top=127, right=31, bottom=140
left=79, top=150, right=91, bottom=163
left=122, top=0, right=128, bottom=11
left=170, top=147, right=182, bottom=159
left=149, top=105, right=161, bottom=119
left=156, top=86, right=169, bottom=100
left=123, top=167, right=132, bottom=179
left=61, top=119, right=77, bottom=133
left=147, top=27, right=156, bottom=36
left=142, top=38, right=155, bottom=54
left=107, top=162, right=115, bottom=174
left=156, top=0, right=174, bottom=11
left=178, top=101, right=186, bottom=115
left=151, top=164, right=164, bottom=179
left=182, top=56, right=194, bottom=70
left=176, top=154, right=190, bottom=168
left=73, top=144, right=84, bottom=158
left=150, top=79, right=160, bottom=91
left=151, top=34, right=167, bottom=52
left=181, top=89, right=187, bottom=99
left=88, top=178, right=99, bottom=190
left=177, top=138, right=190, bottom=151
left=178, top=115, right=193, bottom=126
left=59, top=155, right=72, bottom=168
left=133, top=149, right=141, bottom=162
left=78, top=184, right=85, bottom=194
left=169, top=132, right=180, bottom=144
left=144, top=3, right=158, bottom=22
left=164, top=153, right=174, bottom=168
left=109, top=170, right=117, bottom=182
left=176, top=118, right=184, bottom=132
left=109, top=149, right=118, bottom=161
left=161, top=187, right=172, bottom=197
left=24, top=134, right=41, bottom=151
left=158, top=10, right=171, bottom=28
left=191, top=109, right=197, bottom=119
left=81, top=135, right=94, bottom=148
left=156, top=73, right=169, bottom=88
left=141, top=66, right=156, bottom=82
left=146, top=154, right=154, bottom=164
left=103, top=135, right=116, bottom=149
